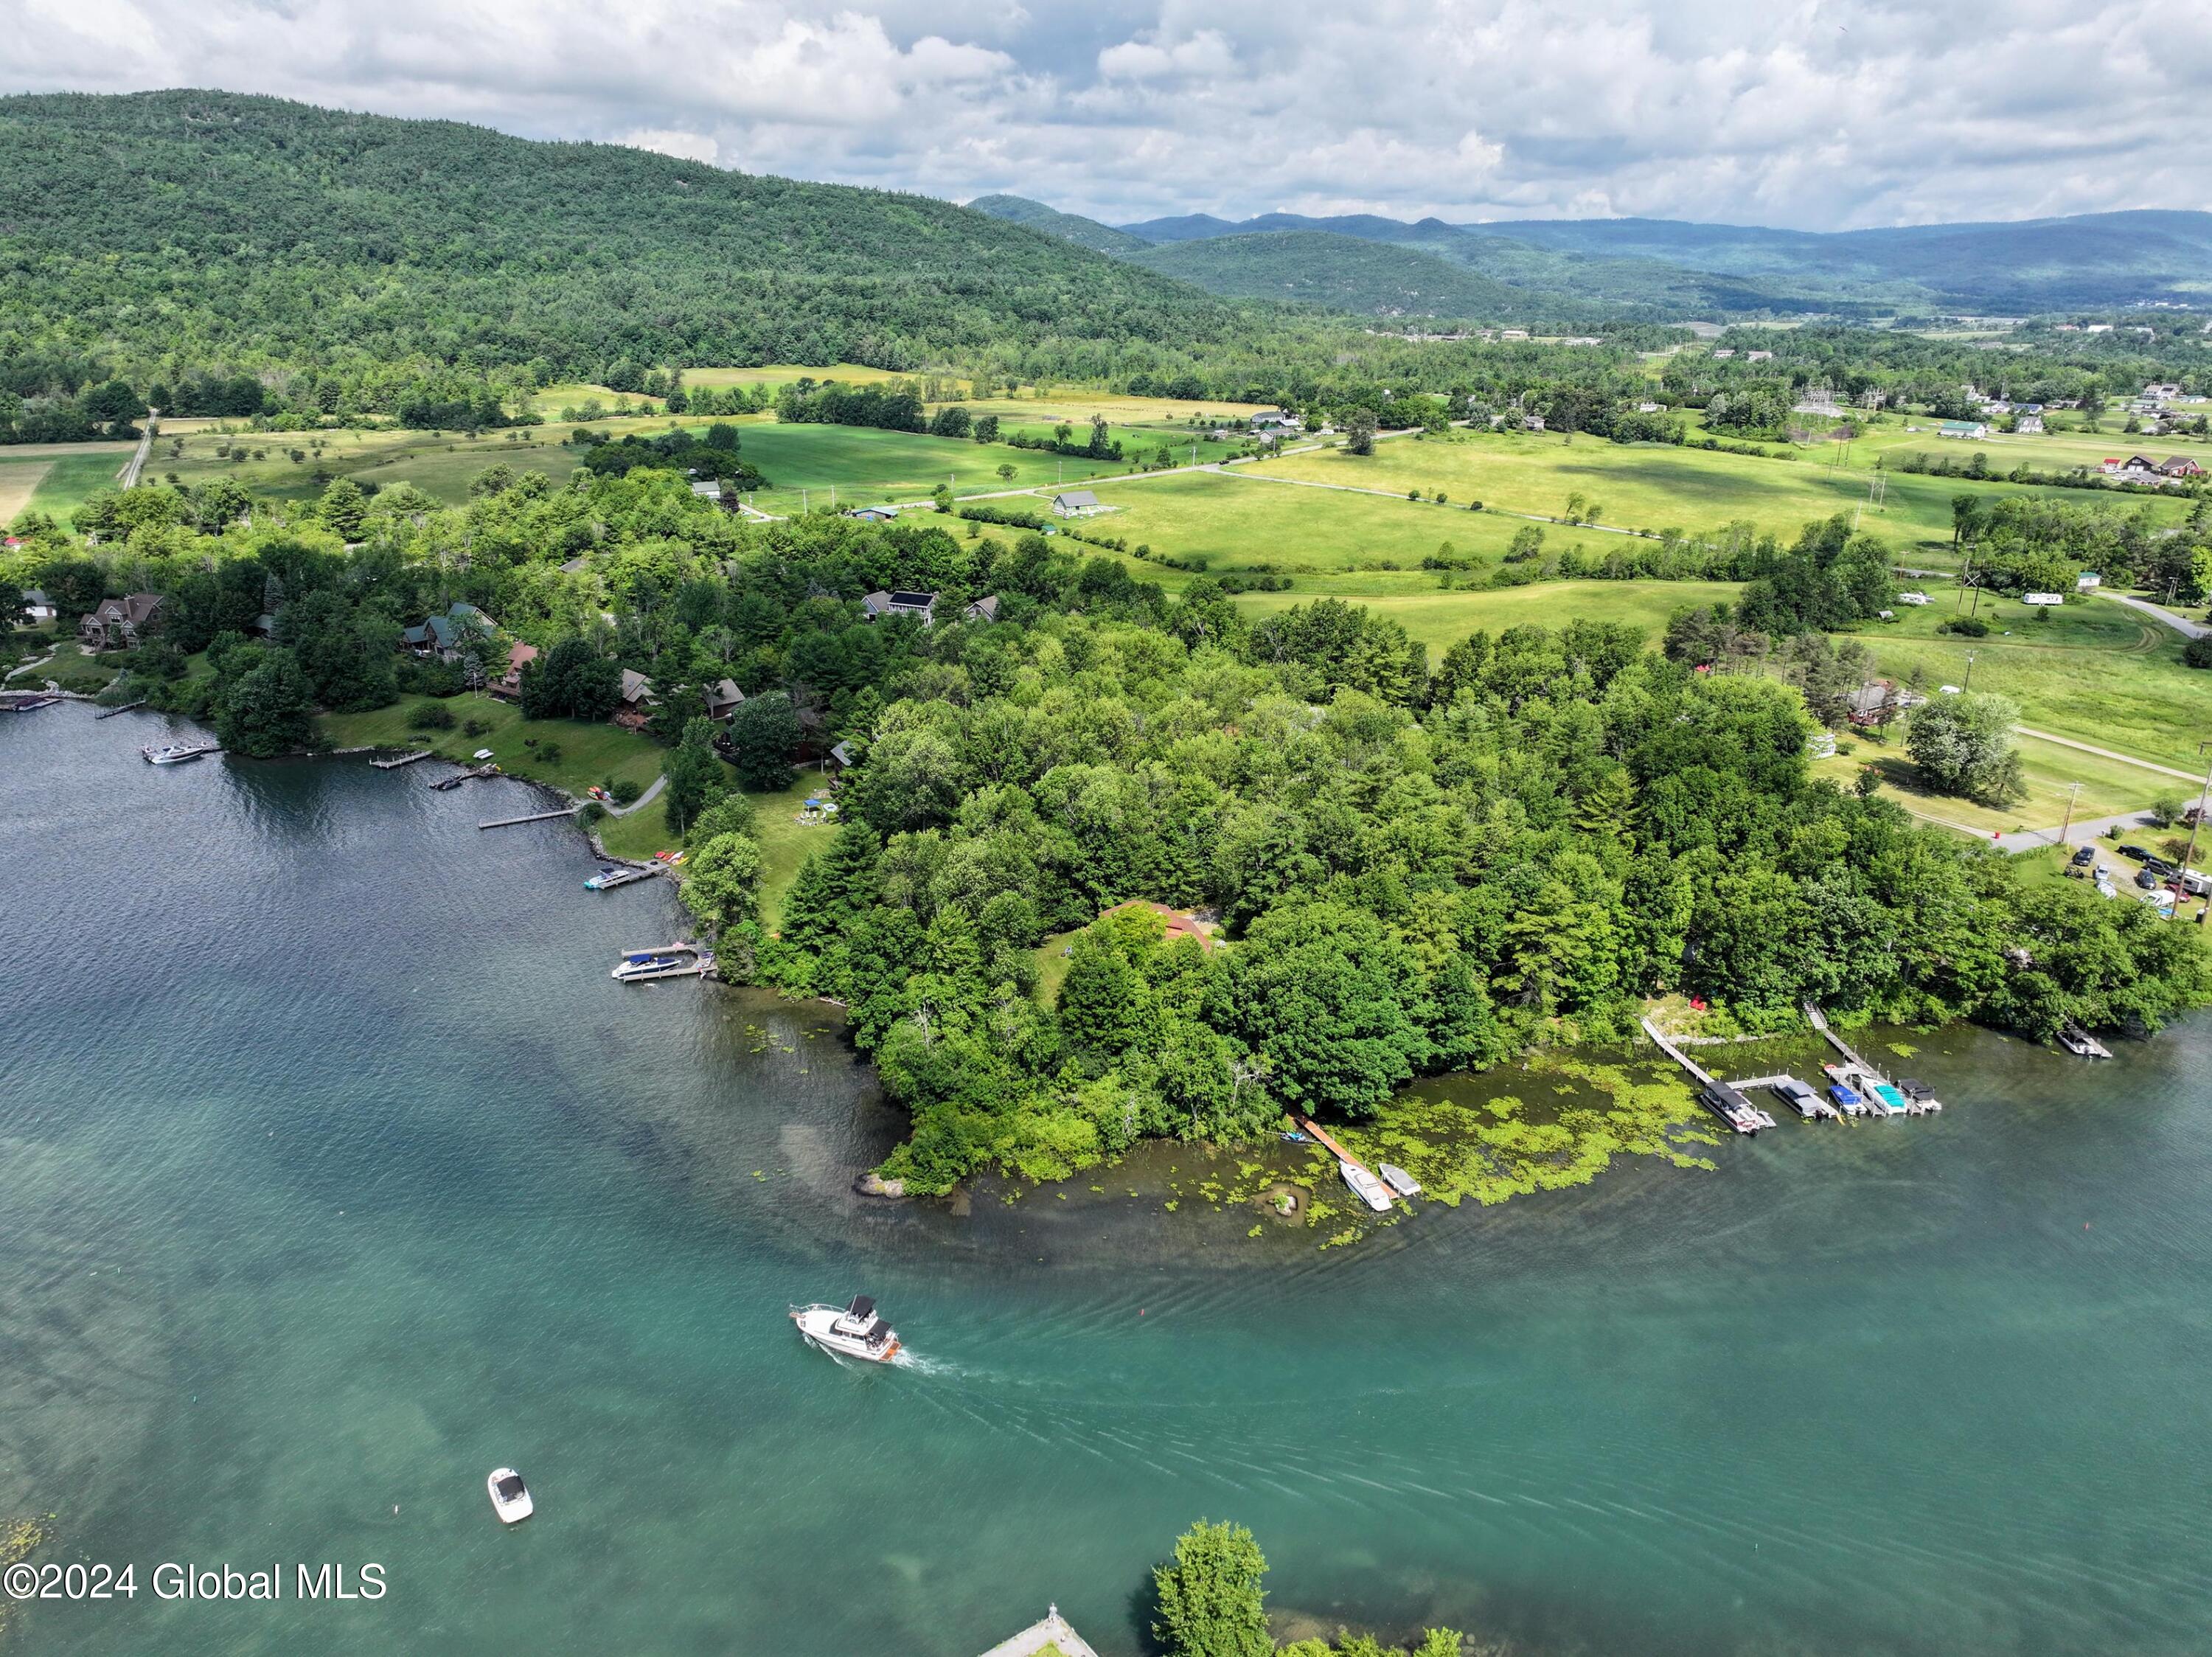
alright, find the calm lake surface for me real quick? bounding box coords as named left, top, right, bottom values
left=4, top=706, right=2211, bottom=1657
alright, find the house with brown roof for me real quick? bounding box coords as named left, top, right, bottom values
left=705, top=678, right=746, bottom=720
left=493, top=641, right=539, bottom=700
left=614, top=668, right=657, bottom=729
left=78, top=593, right=164, bottom=650
left=2160, top=455, right=2205, bottom=478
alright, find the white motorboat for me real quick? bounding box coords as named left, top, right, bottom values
left=487, top=1467, right=533, bottom=1524
left=790, top=1295, right=901, bottom=1363
left=1377, top=1162, right=1422, bottom=1198
left=611, top=945, right=708, bottom=982
left=2057, top=1024, right=2112, bottom=1058
left=142, top=741, right=219, bottom=765
left=1340, top=1161, right=1394, bottom=1212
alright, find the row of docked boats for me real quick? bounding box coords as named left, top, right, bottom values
left=1340, top=1158, right=1420, bottom=1212
left=1820, top=1062, right=1941, bottom=1118
left=1698, top=1082, right=1779, bottom=1134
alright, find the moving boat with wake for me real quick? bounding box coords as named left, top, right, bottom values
left=790, top=1294, right=901, bottom=1363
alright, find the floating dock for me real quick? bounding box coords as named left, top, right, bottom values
left=479, top=807, right=577, bottom=830
left=370, top=749, right=434, bottom=769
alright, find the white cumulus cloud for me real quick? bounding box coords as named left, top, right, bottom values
left=3, top=0, right=2207, bottom=229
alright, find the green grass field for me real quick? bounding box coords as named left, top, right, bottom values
left=1259, top=427, right=2194, bottom=561
left=1811, top=730, right=2173, bottom=837
left=320, top=693, right=666, bottom=797
left=732, top=424, right=1141, bottom=512
left=24, top=451, right=133, bottom=521
left=1233, top=579, right=1741, bottom=651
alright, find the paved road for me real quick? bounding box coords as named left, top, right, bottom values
left=2098, top=590, right=2208, bottom=639
left=1992, top=810, right=2160, bottom=854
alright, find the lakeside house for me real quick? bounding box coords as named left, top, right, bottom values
left=705, top=677, right=746, bottom=720
left=493, top=641, right=538, bottom=700
left=861, top=589, right=938, bottom=625
left=78, top=592, right=164, bottom=650
left=403, top=601, right=497, bottom=663
left=615, top=668, right=656, bottom=729
left=1051, top=489, right=1102, bottom=518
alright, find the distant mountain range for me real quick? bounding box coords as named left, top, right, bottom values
left=972, top=196, right=2212, bottom=320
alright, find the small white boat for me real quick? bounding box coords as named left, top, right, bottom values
left=584, top=865, right=653, bottom=891
left=611, top=945, right=708, bottom=982
left=2057, top=1024, right=2112, bottom=1059
left=790, top=1295, right=901, bottom=1363
left=142, top=741, right=219, bottom=765
left=1377, top=1162, right=1422, bottom=1198
left=487, top=1467, right=533, bottom=1524
left=1340, top=1161, right=1394, bottom=1212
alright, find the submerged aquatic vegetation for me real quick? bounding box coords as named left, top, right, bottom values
left=1324, top=1054, right=1717, bottom=1216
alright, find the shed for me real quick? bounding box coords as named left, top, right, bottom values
left=1051, top=490, right=1102, bottom=518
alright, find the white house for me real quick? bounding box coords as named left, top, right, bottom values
left=1937, top=420, right=1989, bottom=440
left=861, top=589, right=938, bottom=625
left=2015, top=413, right=2045, bottom=434
left=2023, top=592, right=2066, bottom=606
left=20, top=587, right=57, bottom=622
left=2076, top=573, right=2102, bottom=590
left=1051, top=490, right=1102, bottom=518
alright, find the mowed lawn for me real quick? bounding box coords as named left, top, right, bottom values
left=738, top=423, right=1155, bottom=512
left=1812, top=732, right=2174, bottom=837
left=319, top=693, right=665, bottom=798
left=1258, top=430, right=2194, bottom=558
left=1234, top=580, right=1741, bottom=652
left=1857, top=592, right=2212, bottom=771
left=1085, top=469, right=1550, bottom=577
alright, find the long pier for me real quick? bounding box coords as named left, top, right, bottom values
left=1638, top=1016, right=1721, bottom=1089
left=1804, top=1002, right=1887, bottom=1085
left=370, top=749, right=434, bottom=769
left=478, top=807, right=577, bottom=830
left=428, top=763, right=501, bottom=791
left=92, top=700, right=146, bottom=719
left=1639, top=1017, right=1782, bottom=1132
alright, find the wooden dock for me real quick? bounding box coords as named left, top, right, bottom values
left=371, top=749, right=433, bottom=769
left=1638, top=1017, right=1721, bottom=1089
left=1804, top=1002, right=1887, bottom=1084
left=479, top=807, right=577, bottom=830
left=1639, top=1018, right=1781, bottom=1132
left=92, top=700, right=146, bottom=719
left=1294, top=1116, right=1368, bottom=1171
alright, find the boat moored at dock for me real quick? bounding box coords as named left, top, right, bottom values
left=1340, top=1161, right=1395, bottom=1212
left=142, top=741, right=220, bottom=765
left=585, top=864, right=655, bottom=890
left=1700, top=1082, right=1775, bottom=1135
left=1377, top=1162, right=1422, bottom=1198
left=611, top=943, right=712, bottom=982
left=790, top=1295, right=901, bottom=1363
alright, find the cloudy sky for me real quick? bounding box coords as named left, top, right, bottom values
left=8, top=0, right=2208, bottom=230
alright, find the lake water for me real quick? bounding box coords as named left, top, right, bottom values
left=4, top=706, right=2211, bottom=1657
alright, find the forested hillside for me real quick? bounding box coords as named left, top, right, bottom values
left=0, top=91, right=1242, bottom=395
left=1126, top=232, right=1531, bottom=320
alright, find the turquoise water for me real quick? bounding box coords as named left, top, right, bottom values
left=5, top=706, right=2212, bottom=1656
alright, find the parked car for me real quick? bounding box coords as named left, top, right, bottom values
left=2116, top=844, right=2152, bottom=862
left=2144, top=856, right=2180, bottom=877
left=2070, top=844, right=2096, bottom=866
left=2135, top=869, right=2160, bottom=890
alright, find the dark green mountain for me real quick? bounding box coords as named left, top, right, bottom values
left=1126, top=231, right=1529, bottom=319
left=0, top=90, right=1243, bottom=382
left=1107, top=206, right=2212, bottom=313
left=966, top=194, right=1152, bottom=256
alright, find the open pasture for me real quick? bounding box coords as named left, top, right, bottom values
left=1262, top=428, right=2193, bottom=557
left=1231, top=579, right=1740, bottom=652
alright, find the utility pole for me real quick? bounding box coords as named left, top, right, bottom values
left=1962, top=650, right=1978, bottom=692
left=2060, top=782, right=2083, bottom=842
